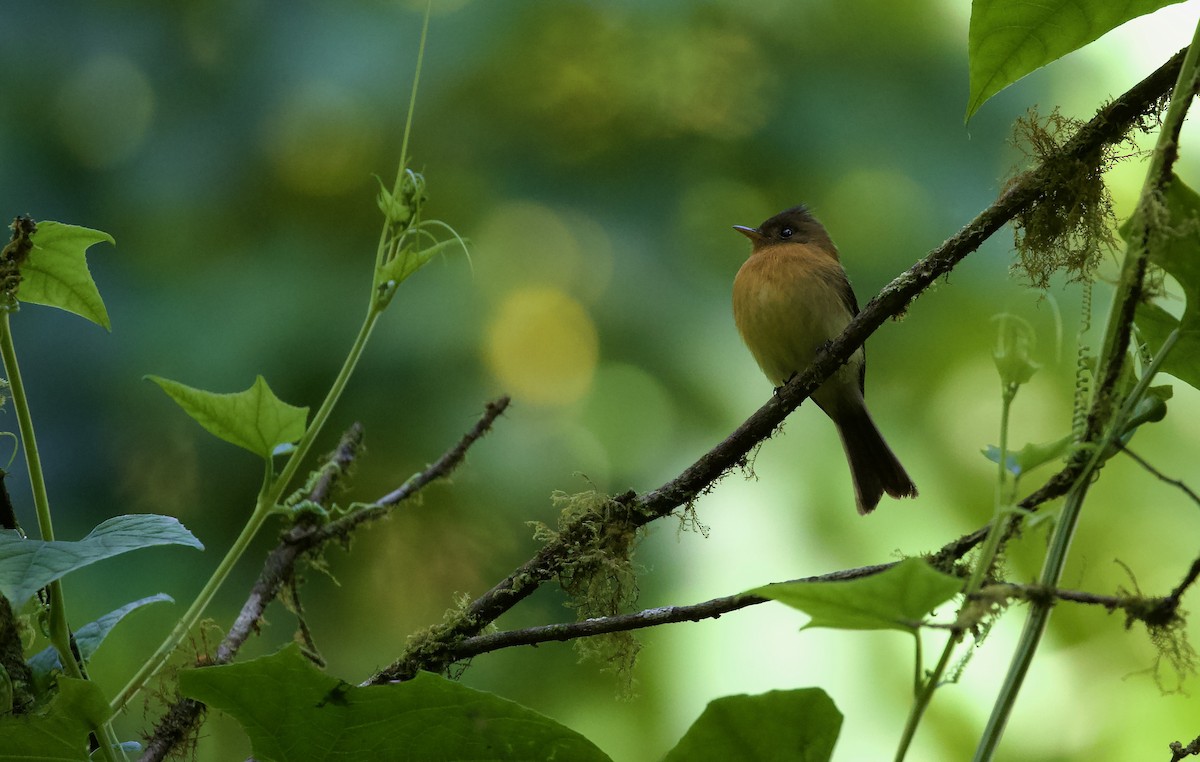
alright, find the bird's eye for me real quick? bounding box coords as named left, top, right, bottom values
left=780, top=227, right=794, bottom=238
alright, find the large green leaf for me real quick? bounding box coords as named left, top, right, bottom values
left=1128, top=174, right=1200, bottom=390
left=0, top=677, right=109, bottom=760
left=28, top=594, right=173, bottom=693
left=967, top=0, right=1186, bottom=119
left=0, top=516, right=202, bottom=606
left=179, top=643, right=611, bottom=762
left=1137, top=303, right=1200, bottom=388
left=22, top=221, right=114, bottom=329
left=146, top=374, right=309, bottom=458
left=747, top=558, right=962, bottom=633
left=662, top=688, right=841, bottom=762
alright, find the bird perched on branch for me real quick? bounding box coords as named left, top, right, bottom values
left=732, top=205, right=917, bottom=514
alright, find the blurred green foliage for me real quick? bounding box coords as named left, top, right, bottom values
left=2, top=1, right=1200, bottom=760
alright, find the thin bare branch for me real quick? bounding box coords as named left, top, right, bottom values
left=1119, top=443, right=1200, bottom=510
left=447, top=563, right=892, bottom=659
left=139, top=396, right=510, bottom=762
left=304, top=395, right=510, bottom=544
left=442, top=571, right=1185, bottom=663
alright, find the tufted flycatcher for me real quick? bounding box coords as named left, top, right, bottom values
left=732, top=205, right=917, bottom=515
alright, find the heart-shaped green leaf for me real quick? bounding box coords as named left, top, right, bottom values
left=967, top=0, right=1186, bottom=119
left=663, top=688, right=842, bottom=762
left=180, top=643, right=610, bottom=762
left=146, top=374, right=309, bottom=458
left=0, top=678, right=110, bottom=760
left=748, top=558, right=962, bottom=633
left=22, top=221, right=114, bottom=329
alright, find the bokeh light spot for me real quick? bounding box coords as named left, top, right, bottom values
left=55, top=54, right=155, bottom=168
left=485, top=287, right=598, bottom=407
left=582, top=363, right=674, bottom=479
left=261, top=81, right=382, bottom=196
left=475, top=201, right=613, bottom=303
left=821, top=169, right=935, bottom=265
left=482, top=8, right=777, bottom=161
left=675, top=179, right=773, bottom=274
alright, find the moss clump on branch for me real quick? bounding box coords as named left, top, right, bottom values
left=532, top=489, right=643, bottom=691
left=1006, top=108, right=1138, bottom=288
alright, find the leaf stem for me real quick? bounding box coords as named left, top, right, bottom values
left=965, top=383, right=1019, bottom=597
left=376, top=1, right=431, bottom=276
left=395, top=2, right=429, bottom=195
left=894, top=378, right=1020, bottom=761
left=894, top=632, right=958, bottom=761
left=973, top=328, right=1180, bottom=761
left=0, top=316, right=53, bottom=545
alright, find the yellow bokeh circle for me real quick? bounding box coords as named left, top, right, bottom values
left=485, top=287, right=598, bottom=407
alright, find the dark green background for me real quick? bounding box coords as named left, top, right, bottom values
left=2, top=1, right=1199, bottom=759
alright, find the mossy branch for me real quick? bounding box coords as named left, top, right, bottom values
left=368, top=48, right=1188, bottom=686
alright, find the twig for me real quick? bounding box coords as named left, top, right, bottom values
left=303, top=394, right=511, bottom=545
left=447, top=563, right=893, bottom=659
left=1118, top=443, right=1200, bottom=509
left=138, top=397, right=509, bottom=762
left=1170, top=735, right=1200, bottom=761
left=441, top=570, right=1182, bottom=663
left=370, top=49, right=1188, bottom=686
left=1167, top=556, right=1200, bottom=605
left=219, top=424, right=366, bottom=664
left=1145, top=551, right=1200, bottom=629
left=986, top=581, right=1181, bottom=618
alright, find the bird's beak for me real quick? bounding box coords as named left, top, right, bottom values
left=732, top=225, right=763, bottom=243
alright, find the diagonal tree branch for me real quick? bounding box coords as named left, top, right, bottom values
left=138, top=396, right=510, bottom=762
left=370, top=48, right=1189, bottom=686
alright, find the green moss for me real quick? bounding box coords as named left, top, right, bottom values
left=542, top=490, right=644, bottom=692
left=1007, top=108, right=1131, bottom=288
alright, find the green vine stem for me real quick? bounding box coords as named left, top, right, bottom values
left=0, top=315, right=75, bottom=677
left=110, top=6, right=434, bottom=717
left=972, top=22, right=1200, bottom=760
left=973, top=328, right=1180, bottom=761
left=894, top=631, right=958, bottom=762
left=969, top=16, right=1200, bottom=757
left=901, top=29, right=1199, bottom=754
left=0, top=312, right=126, bottom=761
left=894, top=352, right=1025, bottom=762
left=110, top=302, right=384, bottom=715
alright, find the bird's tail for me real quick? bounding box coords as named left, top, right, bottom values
left=834, top=405, right=917, bottom=515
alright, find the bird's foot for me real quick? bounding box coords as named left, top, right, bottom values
left=773, top=371, right=799, bottom=395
